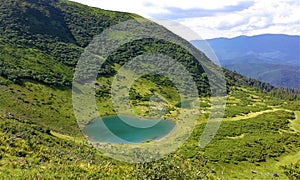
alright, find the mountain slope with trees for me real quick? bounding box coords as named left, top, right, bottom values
left=0, top=0, right=299, bottom=179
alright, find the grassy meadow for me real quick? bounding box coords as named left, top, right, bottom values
left=1, top=74, right=300, bottom=179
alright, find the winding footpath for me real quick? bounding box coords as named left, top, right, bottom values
left=224, top=108, right=293, bottom=122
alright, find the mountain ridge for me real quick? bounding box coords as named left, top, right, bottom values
left=192, top=34, right=300, bottom=88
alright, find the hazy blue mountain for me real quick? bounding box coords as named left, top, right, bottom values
left=192, top=34, right=300, bottom=89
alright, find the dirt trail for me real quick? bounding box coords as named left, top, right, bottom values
left=224, top=108, right=292, bottom=122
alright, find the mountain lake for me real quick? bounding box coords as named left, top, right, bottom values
left=83, top=115, right=175, bottom=144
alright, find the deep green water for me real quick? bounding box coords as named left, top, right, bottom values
left=83, top=115, right=175, bottom=144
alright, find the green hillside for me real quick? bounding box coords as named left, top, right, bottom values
left=0, top=0, right=139, bottom=86
left=223, top=63, right=300, bottom=89
left=1, top=78, right=299, bottom=179
left=0, top=0, right=299, bottom=179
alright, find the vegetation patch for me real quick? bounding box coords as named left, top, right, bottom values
left=290, top=111, right=300, bottom=133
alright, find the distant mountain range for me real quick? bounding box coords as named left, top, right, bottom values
left=192, top=34, right=300, bottom=89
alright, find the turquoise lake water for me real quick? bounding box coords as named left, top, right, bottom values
left=83, top=115, right=175, bottom=144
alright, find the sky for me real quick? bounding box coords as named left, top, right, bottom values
left=70, top=0, right=300, bottom=40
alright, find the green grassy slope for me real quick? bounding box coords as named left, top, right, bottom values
left=0, top=114, right=136, bottom=179
left=0, top=0, right=299, bottom=179
left=0, top=113, right=214, bottom=179
left=0, top=0, right=136, bottom=86
left=1, top=83, right=299, bottom=179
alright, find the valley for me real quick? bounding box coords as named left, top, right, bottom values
left=0, top=0, right=299, bottom=179
left=1, top=76, right=299, bottom=179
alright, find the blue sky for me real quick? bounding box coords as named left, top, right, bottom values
left=71, top=0, right=299, bottom=40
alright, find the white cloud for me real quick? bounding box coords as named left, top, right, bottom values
left=177, top=0, right=300, bottom=39
left=70, top=0, right=250, bottom=18
left=70, top=0, right=300, bottom=39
